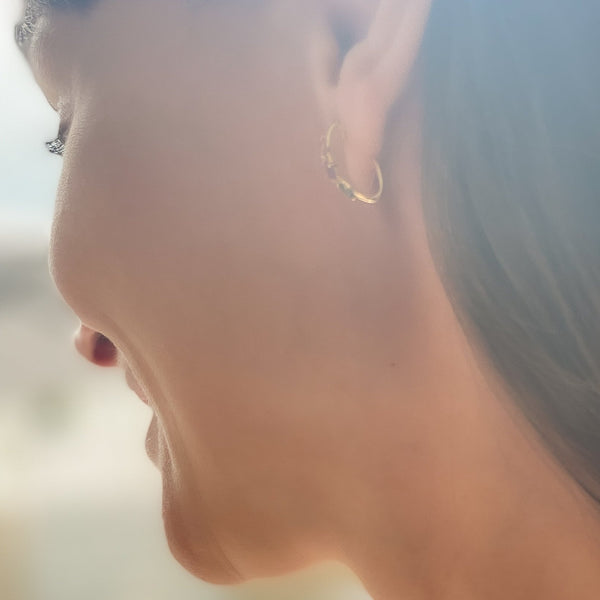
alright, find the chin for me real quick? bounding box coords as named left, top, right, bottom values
left=164, top=526, right=243, bottom=585
left=160, top=468, right=245, bottom=585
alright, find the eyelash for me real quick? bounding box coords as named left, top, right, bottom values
left=46, top=135, right=66, bottom=157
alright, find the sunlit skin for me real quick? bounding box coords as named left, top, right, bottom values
left=19, top=0, right=600, bottom=598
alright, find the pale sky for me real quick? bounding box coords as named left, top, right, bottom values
left=0, top=0, right=62, bottom=250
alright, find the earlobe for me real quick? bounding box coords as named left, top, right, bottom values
left=311, top=0, right=432, bottom=197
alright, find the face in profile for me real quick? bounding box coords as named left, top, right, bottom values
left=19, top=0, right=435, bottom=586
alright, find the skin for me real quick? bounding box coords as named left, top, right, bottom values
left=20, top=0, right=600, bottom=597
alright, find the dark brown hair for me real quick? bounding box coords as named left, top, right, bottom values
left=421, top=1, right=600, bottom=504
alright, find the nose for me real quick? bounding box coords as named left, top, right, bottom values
left=74, top=323, right=118, bottom=367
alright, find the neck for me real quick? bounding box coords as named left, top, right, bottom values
left=334, top=212, right=600, bottom=600
left=337, top=369, right=600, bottom=599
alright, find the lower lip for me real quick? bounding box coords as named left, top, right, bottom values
left=145, top=415, right=159, bottom=464
left=125, top=372, right=150, bottom=405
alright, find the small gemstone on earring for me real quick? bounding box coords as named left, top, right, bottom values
left=338, top=181, right=355, bottom=199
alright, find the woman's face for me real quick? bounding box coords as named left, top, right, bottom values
left=22, top=0, right=422, bottom=583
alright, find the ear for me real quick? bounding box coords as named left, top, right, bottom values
left=311, top=0, right=432, bottom=194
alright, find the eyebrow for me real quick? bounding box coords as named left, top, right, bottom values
left=14, top=2, right=41, bottom=55
left=14, top=19, right=36, bottom=53
left=14, top=0, right=101, bottom=54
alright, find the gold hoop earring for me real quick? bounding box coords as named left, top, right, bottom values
left=320, top=121, right=383, bottom=205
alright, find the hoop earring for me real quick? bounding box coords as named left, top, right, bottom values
left=320, top=121, right=383, bottom=205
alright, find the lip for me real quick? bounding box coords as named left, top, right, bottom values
left=125, top=370, right=150, bottom=405
left=145, top=415, right=159, bottom=464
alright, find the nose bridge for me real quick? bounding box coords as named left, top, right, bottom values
left=74, top=323, right=118, bottom=367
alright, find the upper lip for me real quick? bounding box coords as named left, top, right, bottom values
left=125, top=370, right=149, bottom=405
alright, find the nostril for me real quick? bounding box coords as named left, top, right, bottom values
left=93, top=333, right=117, bottom=365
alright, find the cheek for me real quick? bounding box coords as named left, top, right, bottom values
left=48, top=0, right=340, bottom=340
left=49, top=85, right=341, bottom=354
left=50, top=60, right=326, bottom=322
left=48, top=87, right=380, bottom=450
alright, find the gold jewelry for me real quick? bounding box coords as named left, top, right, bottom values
left=320, top=121, right=383, bottom=204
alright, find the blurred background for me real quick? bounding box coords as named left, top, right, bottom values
left=0, top=1, right=371, bottom=598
